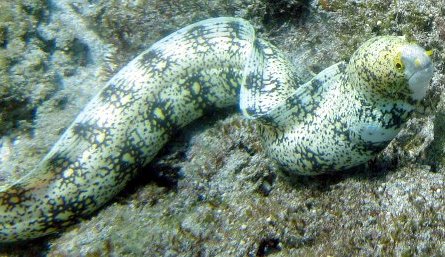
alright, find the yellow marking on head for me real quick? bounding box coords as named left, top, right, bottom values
left=394, top=51, right=404, bottom=71
left=426, top=49, right=433, bottom=57
left=414, top=58, right=422, bottom=68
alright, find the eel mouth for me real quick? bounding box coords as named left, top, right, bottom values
left=401, top=43, right=433, bottom=101
left=407, top=58, right=433, bottom=101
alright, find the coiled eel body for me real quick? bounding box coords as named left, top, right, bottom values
left=0, top=17, right=433, bottom=242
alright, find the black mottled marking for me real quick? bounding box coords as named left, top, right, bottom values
left=147, top=101, right=174, bottom=130
left=36, top=193, right=97, bottom=232
left=226, top=21, right=244, bottom=38
left=245, top=71, right=263, bottom=91
left=99, top=82, right=118, bottom=102
left=48, top=152, right=74, bottom=171
left=97, top=166, right=114, bottom=179
left=0, top=185, right=33, bottom=211
left=245, top=107, right=258, bottom=117
left=308, top=78, right=325, bottom=94
left=185, top=24, right=209, bottom=39
left=99, top=81, right=139, bottom=108
left=111, top=139, right=148, bottom=185
left=331, top=119, right=352, bottom=143
left=380, top=104, right=411, bottom=129
left=141, top=49, right=164, bottom=64
left=223, top=67, right=244, bottom=94
left=72, top=122, right=112, bottom=146
left=57, top=161, right=90, bottom=188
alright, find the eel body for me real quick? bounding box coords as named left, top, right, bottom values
left=0, top=17, right=433, bottom=241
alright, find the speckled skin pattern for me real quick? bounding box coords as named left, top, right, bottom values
left=0, top=18, right=433, bottom=242
left=256, top=36, right=433, bottom=174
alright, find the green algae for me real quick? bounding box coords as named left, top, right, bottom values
left=0, top=0, right=54, bottom=136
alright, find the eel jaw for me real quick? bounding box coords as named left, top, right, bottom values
left=408, top=63, right=433, bottom=100
left=402, top=44, right=434, bottom=100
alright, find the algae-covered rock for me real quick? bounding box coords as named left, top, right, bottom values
left=0, top=0, right=53, bottom=136
left=1, top=0, right=445, bottom=256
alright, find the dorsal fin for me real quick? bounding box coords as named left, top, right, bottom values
left=239, top=38, right=303, bottom=119
left=244, top=61, right=346, bottom=127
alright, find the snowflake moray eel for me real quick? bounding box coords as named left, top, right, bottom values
left=0, top=17, right=433, bottom=241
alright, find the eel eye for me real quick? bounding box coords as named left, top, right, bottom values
left=395, top=62, right=403, bottom=70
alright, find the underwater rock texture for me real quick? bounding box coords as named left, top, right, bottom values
left=1, top=0, right=445, bottom=256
